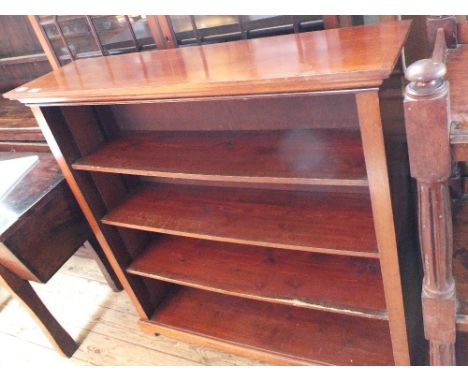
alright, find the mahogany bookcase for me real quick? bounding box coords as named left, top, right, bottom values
left=5, top=20, right=424, bottom=365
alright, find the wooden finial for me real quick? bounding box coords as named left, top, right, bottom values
left=426, top=16, right=458, bottom=50
left=405, top=58, right=447, bottom=97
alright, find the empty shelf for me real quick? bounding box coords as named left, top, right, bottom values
left=140, top=286, right=394, bottom=365
left=73, top=129, right=368, bottom=186
left=128, top=236, right=386, bottom=318
left=102, top=183, right=379, bottom=257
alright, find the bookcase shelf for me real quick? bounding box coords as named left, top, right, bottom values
left=102, top=182, right=379, bottom=257
left=73, top=129, right=368, bottom=187
left=139, top=286, right=395, bottom=366
left=7, top=21, right=423, bottom=365
left=127, top=235, right=387, bottom=318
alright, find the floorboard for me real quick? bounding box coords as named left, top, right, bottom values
left=0, top=245, right=264, bottom=366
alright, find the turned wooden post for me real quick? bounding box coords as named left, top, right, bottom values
left=404, top=58, right=457, bottom=365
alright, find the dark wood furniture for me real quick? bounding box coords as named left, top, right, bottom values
left=5, top=20, right=424, bottom=365
left=0, top=16, right=124, bottom=358
left=0, top=150, right=122, bottom=357
left=0, top=95, right=122, bottom=360
left=404, top=16, right=468, bottom=366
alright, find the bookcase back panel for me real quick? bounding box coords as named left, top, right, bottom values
left=39, top=105, right=170, bottom=317
left=107, top=92, right=359, bottom=132
left=139, top=176, right=370, bottom=193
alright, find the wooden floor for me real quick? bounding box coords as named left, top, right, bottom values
left=0, top=245, right=265, bottom=366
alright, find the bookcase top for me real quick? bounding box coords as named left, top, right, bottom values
left=5, top=20, right=410, bottom=105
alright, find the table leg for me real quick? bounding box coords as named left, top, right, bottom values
left=0, top=264, right=78, bottom=357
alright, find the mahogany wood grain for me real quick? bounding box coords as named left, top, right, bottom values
left=0, top=152, right=62, bottom=238
left=13, top=21, right=414, bottom=365
left=404, top=50, right=456, bottom=365
left=140, top=177, right=368, bottom=194
left=58, top=105, right=169, bottom=310
left=73, top=129, right=367, bottom=187
left=0, top=179, right=89, bottom=283
left=109, top=92, right=359, bottom=132
left=0, top=151, right=120, bottom=289
left=140, top=286, right=395, bottom=366
left=0, top=149, right=123, bottom=355
left=417, top=181, right=456, bottom=365
left=4, top=21, right=411, bottom=104
left=0, top=243, right=37, bottom=282
left=31, top=105, right=161, bottom=319
left=102, top=183, right=378, bottom=257
left=0, top=153, right=125, bottom=360
left=356, top=91, right=411, bottom=365
left=58, top=107, right=155, bottom=261
left=127, top=236, right=386, bottom=318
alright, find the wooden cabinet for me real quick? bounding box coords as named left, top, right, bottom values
left=5, top=20, right=424, bottom=365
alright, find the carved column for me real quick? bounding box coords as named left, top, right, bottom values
left=404, top=59, right=457, bottom=365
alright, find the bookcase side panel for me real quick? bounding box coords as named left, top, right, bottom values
left=356, top=91, right=411, bottom=365
left=30, top=105, right=168, bottom=319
